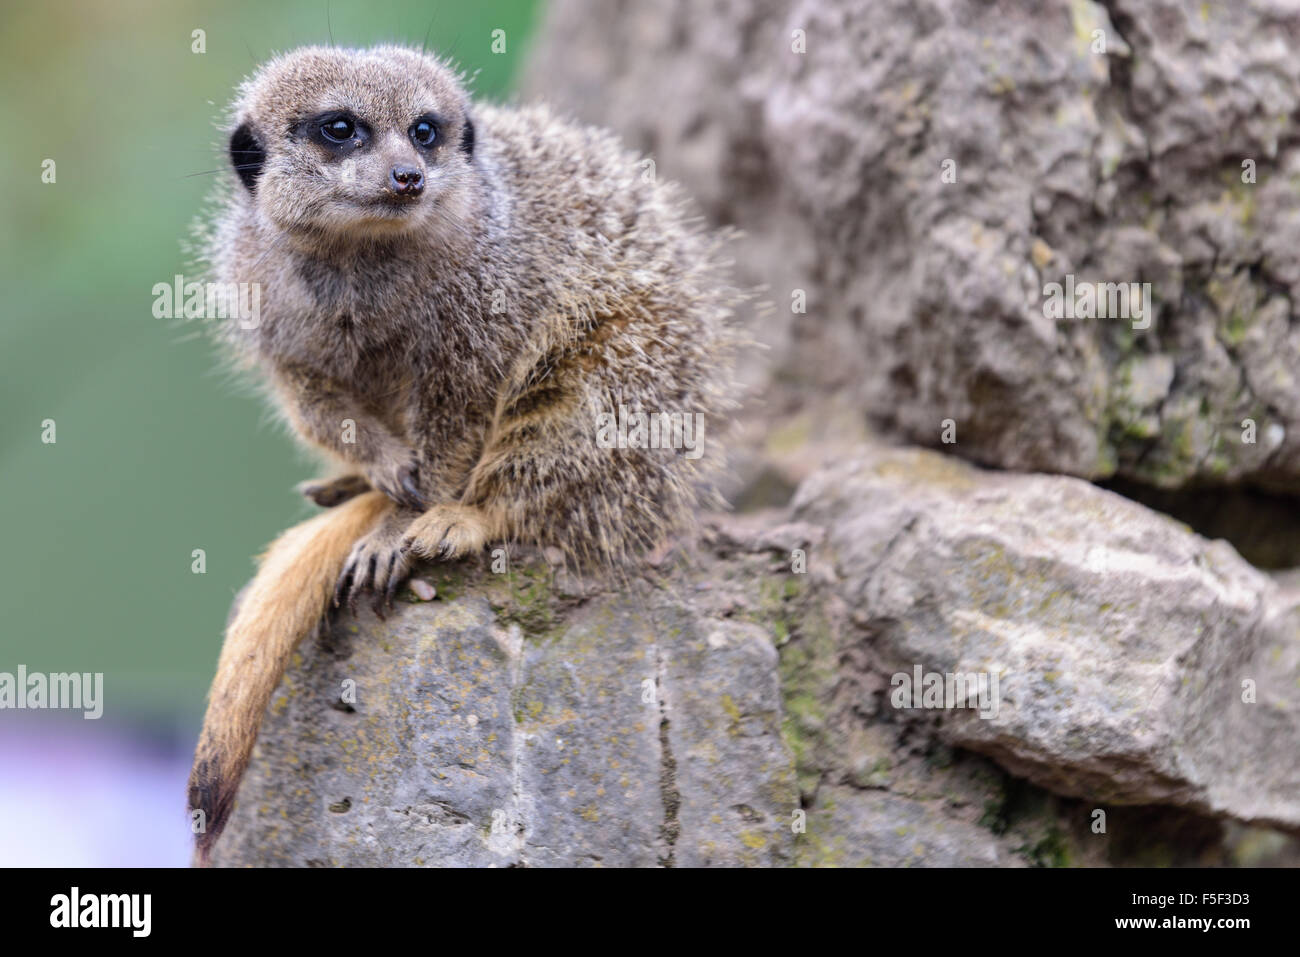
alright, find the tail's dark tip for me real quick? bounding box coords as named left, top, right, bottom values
left=194, top=838, right=215, bottom=869
left=188, top=756, right=236, bottom=867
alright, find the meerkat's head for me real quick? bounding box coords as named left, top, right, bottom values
left=225, top=46, right=477, bottom=243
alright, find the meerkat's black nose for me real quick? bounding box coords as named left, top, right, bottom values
left=389, top=165, right=425, bottom=196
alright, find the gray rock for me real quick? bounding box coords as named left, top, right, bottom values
left=793, top=444, right=1300, bottom=831
left=212, top=560, right=803, bottom=867
left=804, top=787, right=1015, bottom=868
left=213, top=444, right=1299, bottom=866
left=525, top=0, right=1300, bottom=489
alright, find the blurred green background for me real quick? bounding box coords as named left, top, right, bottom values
left=0, top=0, right=540, bottom=720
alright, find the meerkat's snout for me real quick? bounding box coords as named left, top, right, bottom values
left=388, top=164, right=424, bottom=196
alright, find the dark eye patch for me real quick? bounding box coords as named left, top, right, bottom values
left=299, top=111, right=370, bottom=152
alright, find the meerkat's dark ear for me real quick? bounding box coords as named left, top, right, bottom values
left=460, top=115, right=475, bottom=158
left=229, top=122, right=266, bottom=193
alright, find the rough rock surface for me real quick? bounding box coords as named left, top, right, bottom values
left=792, top=446, right=1300, bottom=831
left=524, top=0, right=1300, bottom=490
left=214, top=558, right=800, bottom=867
left=214, top=444, right=1300, bottom=866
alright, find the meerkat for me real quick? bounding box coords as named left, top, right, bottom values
left=188, top=45, right=741, bottom=864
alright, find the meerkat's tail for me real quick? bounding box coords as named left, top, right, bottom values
left=187, top=490, right=392, bottom=866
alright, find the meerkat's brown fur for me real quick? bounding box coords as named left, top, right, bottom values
left=188, top=45, right=741, bottom=864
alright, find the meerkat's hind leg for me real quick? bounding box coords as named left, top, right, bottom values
left=401, top=503, right=500, bottom=561
left=297, top=473, right=372, bottom=508
left=334, top=507, right=419, bottom=617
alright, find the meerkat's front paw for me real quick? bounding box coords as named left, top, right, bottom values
left=296, top=473, right=371, bottom=507
left=366, top=452, right=425, bottom=511
left=333, top=516, right=414, bottom=618
left=401, top=504, right=494, bottom=561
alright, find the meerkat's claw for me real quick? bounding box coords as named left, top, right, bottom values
left=297, top=474, right=371, bottom=508
left=331, top=555, right=353, bottom=609
left=351, top=556, right=376, bottom=617
left=401, top=504, right=492, bottom=561
left=334, top=520, right=412, bottom=616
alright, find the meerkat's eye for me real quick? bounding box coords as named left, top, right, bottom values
left=322, top=117, right=356, bottom=143
left=410, top=118, right=438, bottom=147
